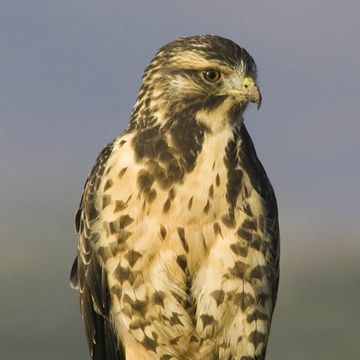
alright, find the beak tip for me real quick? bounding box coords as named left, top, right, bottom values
left=256, top=97, right=262, bottom=110
left=253, top=84, right=262, bottom=110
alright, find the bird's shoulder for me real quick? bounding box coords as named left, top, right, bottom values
left=76, top=132, right=137, bottom=226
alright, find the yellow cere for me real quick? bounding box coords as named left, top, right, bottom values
left=243, top=77, right=255, bottom=87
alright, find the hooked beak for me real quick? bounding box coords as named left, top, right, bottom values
left=250, top=84, right=262, bottom=110
left=242, top=77, right=262, bottom=110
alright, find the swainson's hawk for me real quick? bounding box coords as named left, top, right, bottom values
left=70, top=34, right=280, bottom=360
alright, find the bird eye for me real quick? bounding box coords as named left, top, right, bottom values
left=203, top=69, right=221, bottom=82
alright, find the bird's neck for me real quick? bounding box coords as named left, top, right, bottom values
left=194, top=97, right=245, bottom=134
left=130, top=113, right=245, bottom=192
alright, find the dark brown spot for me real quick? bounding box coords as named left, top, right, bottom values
left=200, top=314, right=216, bottom=328
left=130, top=299, right=147, bottom=314
left=208, top=184, right=214, bottom=198
left=141, top=335, right=157, bottom=352
left=126, top=250, right=142, bottom=267
left=221, top=213, right=236, bottom=228
left=190, top=335, right=199, bottom=343
left=250, top=234, right=262, bottom=251
left=242, top=203, right=253, bottom=217
left=166, top=160, right=184, bottom=186
left=152, top=291, right=166, bottom=307
left=176, top=255, right=187, bottom=272
left=243, top=219, right=257, bottom=230
left=202, top=233, right=208, bottom=253
left=114, top=200, right=127, bottom=212
left=98, top=246, right=111, bottom=262
left=109, top=220, right=120, bottom=234
left=257, top=293, right=270, bottom=306
left=177, top=227, right=189, bottom=253
left=247, top=310, right=269, bottom=322
left=213, top=222, right=222, bottom=235
left=249, top=330, right=266, bottom=348
left=188, top=196, right=193, bottom=209
left=160, top=225, right=167, bottom=240
left=102, top=195, right=111, bottom=209
left=119, top=139, right=126, bottom=147
left=216, top=173, right=220, bottom=186
left=210, top=290, right=225, bottom=307
left=103, top=179, right=113, bottom=191
left=137, top=169, right=154, bottom=191
left=118, top=167, right=128, bottom=178
left=160, top=355, right=172, bottom=360
left=230, top=242, right=248, bottom=257
left=249, top=265, right=265, bottom=281
left=115, top=266, right=136, bottom=285
left=172, top=292, right=183, bottom=304
left=144, top=188, right=157, bottom=202
left=137, top=169, right=155, bottom=191
left=148, top=162, right=166, bottom=184
left=233, top=292, right=255, bottom=311
left=109, top=241, right=118, bottom=255
left=168, top=187, right=176, bottom=200
left=203, top=199, right=210, bottom=214
left=163, top=198, right=171, bottom=212
left=169, top=312, right=182, bottom=325
left=169, top=336, right=181, bottom=345
left=229, top=261, right=249, bottom=279
left=119, top=215, right=134, bottom=228
left=237, top=227, right=252, bottom=242
left=115, top=229, right=132, bottom=244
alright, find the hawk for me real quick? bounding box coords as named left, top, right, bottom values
left=70, top=35, right=279, bottom=360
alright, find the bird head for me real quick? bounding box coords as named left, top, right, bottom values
left=131, top=35, right=261, bottom=132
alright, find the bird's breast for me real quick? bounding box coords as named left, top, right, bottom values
left=93, top=129, right=274, bottom=358
left=96, top=127, right=263, bottom=273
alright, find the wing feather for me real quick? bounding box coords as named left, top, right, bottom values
left=239, top=125, right=280, bottom=310
left=71, top=140, right=126, bottom=360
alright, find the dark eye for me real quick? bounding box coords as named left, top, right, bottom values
left=203, top=69, right=221, bottom=82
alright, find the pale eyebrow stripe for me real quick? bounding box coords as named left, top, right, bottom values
left=164, top=63, right=233, bottom=75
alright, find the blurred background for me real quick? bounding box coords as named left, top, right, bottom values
left=1, top=1, right=359, bottom=359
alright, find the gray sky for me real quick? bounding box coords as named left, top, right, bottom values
left=1, top=1, right=359, bottom=359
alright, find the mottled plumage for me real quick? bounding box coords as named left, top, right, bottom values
left=70, top=35, right=280, bottom=360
